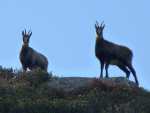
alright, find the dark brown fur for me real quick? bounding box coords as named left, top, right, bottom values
left=95, top=21, right=139, bottom=86
left=20, top=30, right=48, bottom=72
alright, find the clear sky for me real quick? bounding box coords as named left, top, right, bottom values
left=0, top=0, right=149, bottom=89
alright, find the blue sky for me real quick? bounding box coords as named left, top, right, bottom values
left=0, top=0, right=149, bottom=89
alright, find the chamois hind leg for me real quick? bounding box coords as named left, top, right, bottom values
left=105, top=63, right=109, bottom=78
left=127, top=63, right=139, bottom=86
left=118, top=64, right=130, bottom=79
left=100, top=61, right=104, bottom=78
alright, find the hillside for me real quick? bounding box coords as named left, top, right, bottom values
left=0, top=66, right=150, bottom=113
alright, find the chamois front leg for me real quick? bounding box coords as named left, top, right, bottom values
left=22, top=65, right=27, bottom=72
left=100, top=61, right=104, bottom=78
left=105, top=63, right=109, bottom=78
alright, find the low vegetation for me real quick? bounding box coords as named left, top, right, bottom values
left=0, top=66, right=150, bottom=113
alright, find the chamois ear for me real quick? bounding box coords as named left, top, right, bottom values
left=95, top=24, right=97, bottom=29
left=22, top=31, right=24, bottom=36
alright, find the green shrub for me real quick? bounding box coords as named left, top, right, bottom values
left=0, top=67, right=150, bottom=113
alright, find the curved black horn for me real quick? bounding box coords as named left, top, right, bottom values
left=95, top=21, right=99, bottom=29
left=29, top=30, right=32, bottom=37
left=96, top=21, right=99, bottom=26
left=24, top=29, right=27, bottom=35
left=101, top=21, right=104, bottom=26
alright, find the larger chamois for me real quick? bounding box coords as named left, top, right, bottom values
left=20, top=30, right=48, bottom=72
left=95, top=21, right=139, bottom=85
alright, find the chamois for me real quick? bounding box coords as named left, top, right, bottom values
left=20, top=30, right=48, bottom=72
left=95, top=21, right=139, bottom=85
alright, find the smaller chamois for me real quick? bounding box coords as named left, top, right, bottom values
left=20, top=30, right=48, bottom=72
left=95, top=21, right=139, bottom=85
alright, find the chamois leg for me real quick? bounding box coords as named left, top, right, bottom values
left=128, top=64, right=139, bottom=86
left=105, top=63, right=109, bottom=78
left=100, top=61, right=104, bottom=78
left=22, top=65, right=27, bottom=72
left=118, top=64, right=130, bottom=79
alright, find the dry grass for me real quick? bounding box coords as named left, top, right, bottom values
left=0, top=66, right=150, bottom=113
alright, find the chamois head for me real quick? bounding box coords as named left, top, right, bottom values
left=22, top=29, right=32, bottom=46
left=95, top=21, right=105, bottom=38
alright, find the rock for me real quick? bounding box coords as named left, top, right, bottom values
left=47, top=76, right=138, bottom=94
left=100, top=77, right=138, bottom=88
left=48, top=77, right=93, bottom=93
